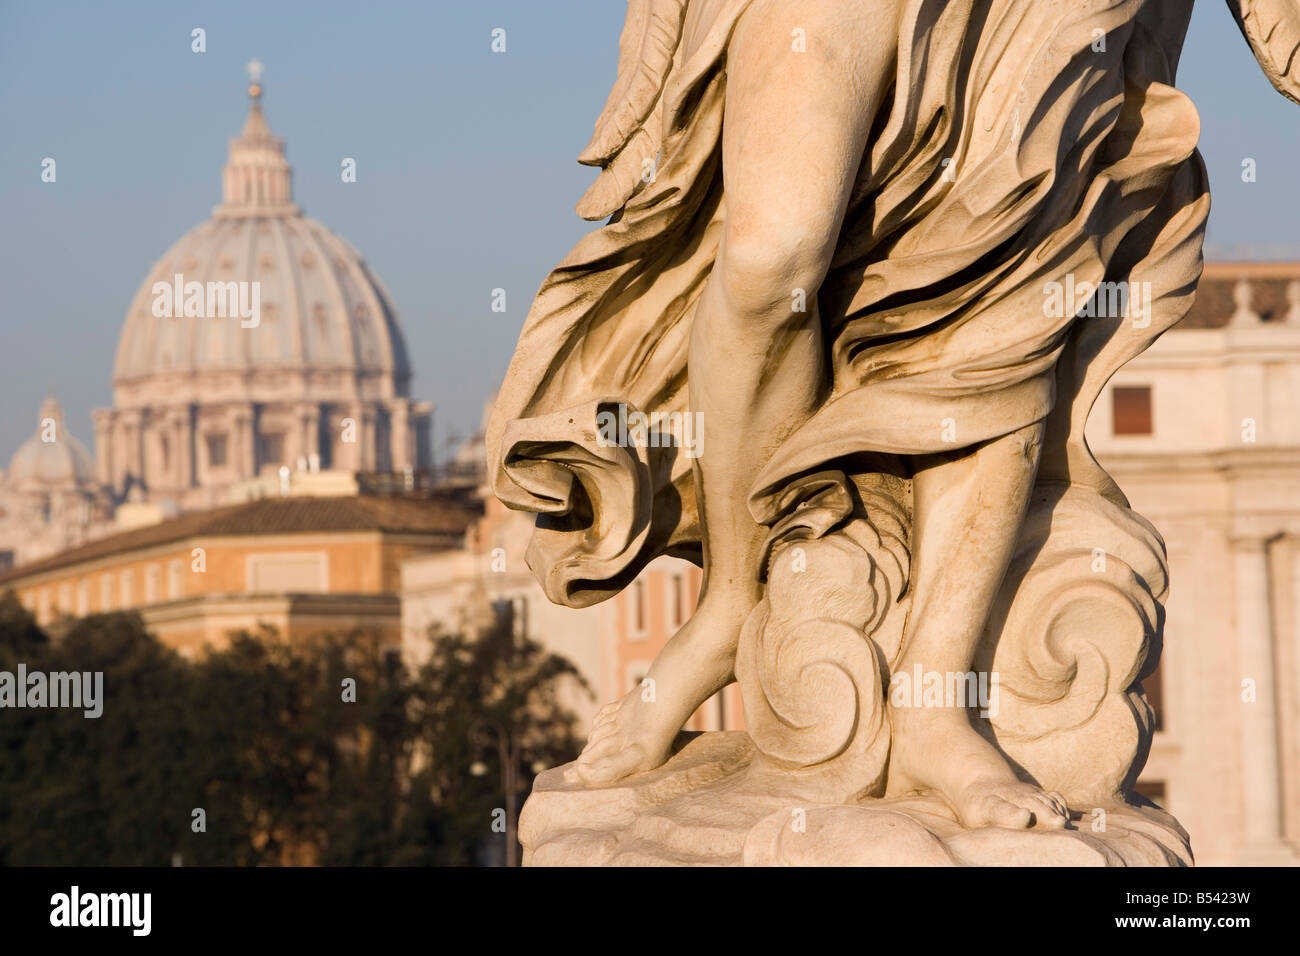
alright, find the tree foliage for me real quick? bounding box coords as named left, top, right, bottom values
left=0, top=594, right=587, bottom=865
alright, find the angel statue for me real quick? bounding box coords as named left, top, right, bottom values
left=487, top=0, right=1300, bottom=864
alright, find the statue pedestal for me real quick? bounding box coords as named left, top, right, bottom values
left=520, top=732, right=1192, bottom=867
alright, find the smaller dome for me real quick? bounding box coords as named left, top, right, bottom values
left=7, top=396, right=96, bottom=490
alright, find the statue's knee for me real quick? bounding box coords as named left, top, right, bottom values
left=716, top=225, right=828, bottom=325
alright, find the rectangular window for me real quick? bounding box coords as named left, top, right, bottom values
left=245, top=552, right=328, bottom=592
left=99, top=574, right=113, bottom=611
left=206, top=433, right=228, bottom=467
left=168, top=559, right=184, bottom=600
left=1112, top=385, right=1153, bottom=436
left=145, top=565, right=161, bottom=604
left=119, top=570, right=134, bottom=608
left=490, top=597, right=527, bottom=640
left=630, top=579, right=647, bottom=640
left=671, top=575, right=685, bottom=629
left=257, top=432, right=285, bottom=469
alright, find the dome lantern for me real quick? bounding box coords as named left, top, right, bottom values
left=217, top=62, right=297, bottom=216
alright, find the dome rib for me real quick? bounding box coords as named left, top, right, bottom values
left=307, top=224, right=408, bottom=389
left=116, top=214, right=407, bottom=396
left=272, top=217, right=306, bottom=367
left=301, top=221, right=361, bottom=385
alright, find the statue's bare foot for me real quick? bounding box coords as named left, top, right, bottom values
left=575, top=592, right=750, bottom=785
left=948, top=775, right=1069, bottom=830
left=575, top=689, right=679, bottom=785
left=890, top=707, right=1068, bottom=830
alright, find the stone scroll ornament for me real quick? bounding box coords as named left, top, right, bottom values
left=487, top=0, right=1300, bottom=865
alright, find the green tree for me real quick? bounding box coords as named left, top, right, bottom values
left=0, top=595, right=587, bottom=866
left=396, top=612, right=589, bottom=866
left=0, top=601, right=195, bottom=865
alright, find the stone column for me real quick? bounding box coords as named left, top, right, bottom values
left=281, top=405, right=301, bottom=470
left=300, top=404, right=321, bottom=469
left=233, top=405, right=255, bottom=479
left=226, top=408, right=242, bottom=478
left=122, top=409, right=144, bottom=491
left=110, top=419, right=126, bottom=491
left=1230, top=535, right=1290, bottom=859
left=168, top=413, right=180, bottom=490
left=353, top=403, right=376, bottom=472
left=92, top=409, right=114, bottom=488
left=339, top=404, right=360, bottom=472
left=177, top=405, right=193, bottom=490
left=1289, top=537, right=1300, bottom=850
left=164, top=411, right=179, bottom=492
left=389, top=400, right=411, bottom=472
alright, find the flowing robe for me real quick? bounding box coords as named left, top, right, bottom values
left=486, top=0, right=1210, bottom=609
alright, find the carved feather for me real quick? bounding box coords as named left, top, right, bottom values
left=579, top=0, right=686, bottom=166
left=579, top=0, right=650, bottom=166
left=576, top=118, right=663, bottom=221
left=574, top=0, right=686, bottom=220
left=1227, top=0, right=1300, bottom=105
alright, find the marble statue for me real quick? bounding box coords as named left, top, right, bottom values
left=487, top=0, right=1300, bottom=865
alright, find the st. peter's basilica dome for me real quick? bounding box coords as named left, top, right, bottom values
left=94, top=75, right=429, bottom=510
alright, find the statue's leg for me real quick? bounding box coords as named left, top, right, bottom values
left=577, top=0, right=900, bottom=784
left=886, top=422, right=1069, bottom=829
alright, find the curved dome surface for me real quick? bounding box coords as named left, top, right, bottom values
left=114, top=215, right=410, bottom=387
left=93, top=77, right=431, bottom=511
left=8, top=396, right=96, bottom=489
left=111, top=82, right=411, bottom=399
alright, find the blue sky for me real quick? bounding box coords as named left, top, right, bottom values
left=1, top=0, right=1298, bottom=461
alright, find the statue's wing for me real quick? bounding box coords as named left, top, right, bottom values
left=1227, top=0, right=1300, bottom=104
left=575, top=0, right=687, bottom=220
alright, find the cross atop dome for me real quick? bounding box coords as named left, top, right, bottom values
left=216, top=64, right=296, bottom=216
left=247, top=59, right=264, bottom=101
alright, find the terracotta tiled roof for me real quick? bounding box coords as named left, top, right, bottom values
left=1180, top=262, right=1300, bottom=329
left=0, top=495, right=476, bottom=584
